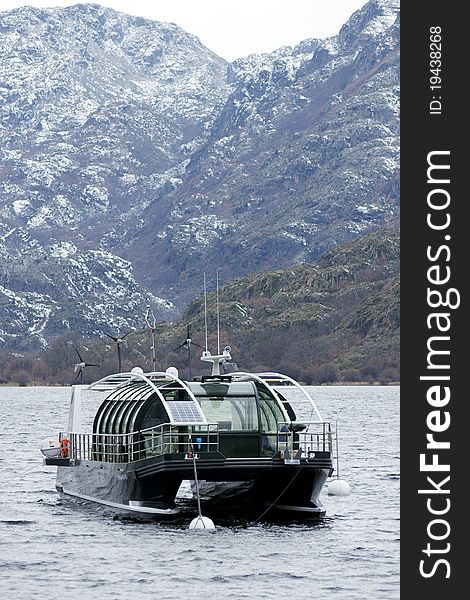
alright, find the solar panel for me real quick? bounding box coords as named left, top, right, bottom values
left=165, top=401, right=206, bottom=424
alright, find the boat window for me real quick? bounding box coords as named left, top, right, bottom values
left=93, top=383, right=165, bottom=435
left=258, top=396, right=283, bottom=432
left=256, top=385, right=286, bottom=432
left=161, top=388, right=190, bottom=401
left=115, top=397, right=144, bottom=434
left=274, top=391, right=296, bottom=421
left=139, top=399, right=169, bottom=431
left=198, top=396, right=258, bottom=431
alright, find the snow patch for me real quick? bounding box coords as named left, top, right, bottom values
left=49, top=241, right=78, bottom=258
left=12, top=199, right=30, bottom=215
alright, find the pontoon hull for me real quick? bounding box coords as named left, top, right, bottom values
left=194, top=468, right=329, bottom=516
left=54, top=452, right=332, bottom=518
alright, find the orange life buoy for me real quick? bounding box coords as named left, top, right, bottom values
left=60, top=437, right=70, bottom=458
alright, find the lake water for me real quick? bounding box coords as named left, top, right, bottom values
left=0, top=385, right=399, bottom=599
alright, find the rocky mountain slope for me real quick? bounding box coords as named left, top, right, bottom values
left=0, top=0, right=399, bottom=351
left=128, top=0, right=399, bottom=300
left=0, top=2, right=229, bottom=347
left=2, top=227, right=398, bottom=384
left=154, top=226, right=400, bottom=379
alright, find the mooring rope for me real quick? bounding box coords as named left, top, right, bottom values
left=251, top=465, right=304, bottom=525
left=191, top=446, right=203, bottom=519
left=20, top=462, right=44, bottom=477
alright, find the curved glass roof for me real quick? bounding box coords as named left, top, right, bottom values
left=91, top=373, right=207, bottom=435
left=89, top=371, right=306, bottom=436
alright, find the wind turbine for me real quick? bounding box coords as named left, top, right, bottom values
left=104, top=330, right=133, bottom=373
left=174, top=324, right=203, bottom=380
left=73, top=349, right=100, bottom=384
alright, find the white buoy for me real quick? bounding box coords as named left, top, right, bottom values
left=328, top=479, right=351, bottom=496
left=40, top=436, right=61, bottom=458
left=189, top=515, right=216, bottom=530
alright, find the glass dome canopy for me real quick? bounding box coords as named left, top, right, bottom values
left=89, top=371, right=298, bottom=446
left=91, top=372, right=208, bottom=436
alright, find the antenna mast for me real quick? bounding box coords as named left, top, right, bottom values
left=216, top=269, right=221, bottom=354
left=187, top=325, right=192, bottom=381
left=203, top=273, right=208, bottom=352
left=200, top=271, right=232, bottom=375
left=145, top=305, right=157, bottom=370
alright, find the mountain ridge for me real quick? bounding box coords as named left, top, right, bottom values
left=0, top=0, right=399, bottom=351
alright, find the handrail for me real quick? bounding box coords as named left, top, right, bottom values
left=276, top=421, right=333, bottom=458
left=60, top=419, right=332, bottom=464
left=62, top=422, right=219, bottom=464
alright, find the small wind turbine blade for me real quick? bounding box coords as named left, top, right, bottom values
left=174, top=342, right=187, bottom=352
left=104, top=332, right=118, bottom=341
left=122, top=330, right=134, bottom=338
left=191, top=342, right=204, bottom=349
left=73, top=369, right=82, bottom=382
left=75, top=348, right=83, bottom=362
left=85, top=362, right=100, bottom=368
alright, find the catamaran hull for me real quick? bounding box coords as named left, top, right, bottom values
left=193, top=468, right=329, bottom=516
left=56, top=461, right=182, bottom=516
left=55, top=454, right=332, bottom=518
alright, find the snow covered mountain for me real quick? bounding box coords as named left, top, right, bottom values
left=0, top=0, right=399, bottom=350
left=129, top=0, right=399, bottom=299
left=0, top=2, right=228, bottom=347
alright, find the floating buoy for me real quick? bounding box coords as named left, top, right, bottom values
left=40, top=436, right=61, bottom=458
left=328, top=479, right=351, bottom=496
left=189, top=515, right=216, bottom=530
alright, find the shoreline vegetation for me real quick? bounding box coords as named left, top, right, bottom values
left=0, top=381, right=400, bottom=388
left=0, top=351, right=399, bottom=387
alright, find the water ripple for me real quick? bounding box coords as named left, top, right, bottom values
left=0, top=385, right=399, bottom=600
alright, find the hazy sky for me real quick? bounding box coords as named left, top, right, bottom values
left=1, top=0, right=369, bottom=60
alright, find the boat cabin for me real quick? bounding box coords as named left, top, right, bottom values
left=187, top=379, right=290, bottom=457
left=89, top=373, right=295, bottom=461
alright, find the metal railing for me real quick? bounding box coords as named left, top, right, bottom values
left=60, top=423, right=219, bottom=464
left=276, top=421, right=333, bottom=458
left=58, top=420, right=333, bottom=464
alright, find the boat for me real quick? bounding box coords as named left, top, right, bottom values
left=42, top=347, right=335, bottom=520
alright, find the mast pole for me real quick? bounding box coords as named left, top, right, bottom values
left=216, top=269, right=220, bottom=355
left=203, top=273, right=208, bottom=352
left=145, top=305, right=157, bottom=371
left=188, top=326, right=192, bottom=381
